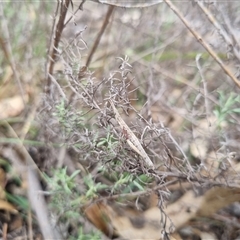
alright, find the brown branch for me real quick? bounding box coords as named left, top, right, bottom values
left=64, top=0, right=85, bottom=27
left=96, top=180, right=178, bottom=202
left=196, top=1, right=240, bottom=61
left=90, top=0, right=163, bottom=8
left=85, top=5, right=115, bottom=68
left=95, top=169, right=238, bottom=202
left=45, top=0, right=72, bottom=95
left=44, top=1, right=60, bottom=84
left=163, top=0, right=240, bottom=88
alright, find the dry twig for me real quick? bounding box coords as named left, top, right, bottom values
left=85, top=5, right=115, bottom=68
left=196, top=1, right=240, bottom=61
left=163, top=0, right=240, bottom=88
left=46, top=0, right=72, bottom=95
left=0, top=121, right=58, bottom=239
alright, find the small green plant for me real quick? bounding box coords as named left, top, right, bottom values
left=110, top=171, right=153, bottom=194
left=0, top=159, right=29, bottom=211
left=112, top=172, right=133, bottom=193
left=96, top=131, right=118, bottom=150
left=213, top=91, right=240, bottom=127
left=44, top=169, right=107, bottom=239
left=43, top=167, right=81, bottom=215
left=70, top=227, right=102, bottom=240
left=53, top=99, right=84, bottom=135
left=44, top=167, right=80, bottom=195
left=44, top=168, right=97, bottom=236
left=96, top=130, right=119, bottom=161
left=83, top=174, right=108, bottom=199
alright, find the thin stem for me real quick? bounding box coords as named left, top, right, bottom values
left=85, top=5, right=115, bottom=68
left=163, top=0, right=240, bottom=88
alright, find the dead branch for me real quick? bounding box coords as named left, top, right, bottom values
left=163, top=0, right=240, bottom=88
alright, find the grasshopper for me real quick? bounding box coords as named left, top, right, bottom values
left=109, top=100, right=154, bottom=169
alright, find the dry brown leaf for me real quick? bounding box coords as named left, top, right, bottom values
left=199, top=231, right=217, bottom=240
left=234, top=162, right=240, bottom=173
left=200, top=151, right=238, bottom=180
left=196, top=187, right=240, bottom=217
left=145, top=186, right=240, bottom=232
left=96, top=203, right=184, bottom=240
left=85, top=187, right=240, bottom=239
left=108, top=207, right=162, bottom=240
left=150, top=105, right=185, bottom=132
left=0, top=95, right=28, bottom=119
left=0, top=168, right=6, bottom=199
left=190, top=116, right=217, bottom=159
left=190, top=137, right=208, bottom=159
left=85, top=203, right=113, bottom=236
left=0, top=199, right=18, bottom=214
left=8, top=215, right=23, bottom=232
left=86, top=202, right=163, bottom=240
left=165, top=186, right=240, bottom=229
left=170, top=232, right=183, bottom=240
left=165, top=191, right=202, bottom=229
left=179, top=227, right=217, bottom=240
left=200, top=151, right=219, bottom=178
